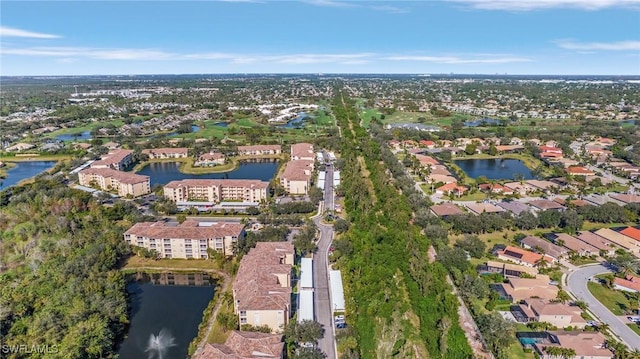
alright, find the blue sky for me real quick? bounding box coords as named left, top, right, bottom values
left=1, top=0, right=639, bottom=75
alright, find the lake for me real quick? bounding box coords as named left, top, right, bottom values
left=454, top=158, right=534, bottom=180
left=214, top=122, right=228, bottom=128
left=137, top=159, right=279, bottom=186
left=118, top=272, right=216, bottom=359
left=278, top=112, right=312, bottom=129
left=56, top=131, right=92, bottom=141
left=0, top=161, right=57, bottom=190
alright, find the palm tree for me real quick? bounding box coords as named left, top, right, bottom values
left=535, top=257, right=550, bottom=269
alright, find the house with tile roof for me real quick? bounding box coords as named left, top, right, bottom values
left=519, top=235, right=567, bottom=261
left=532, top=331, right=612, bottom=359
left=496, top=245, right=555, bottom=267
left=514, top=298, right=586, bottom=329
left=233, top=242, right=295, bottom=333
left=195, top=331, right=284, bottom=359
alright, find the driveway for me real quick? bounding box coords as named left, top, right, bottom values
left=566, top=264, right=640, bottom=350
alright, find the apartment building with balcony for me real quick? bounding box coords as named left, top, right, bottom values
left=78, top=167, right=150, bottom=197
left=124, top=220, right=245, bottom=258
left=163, top=179, right=269, bottom=204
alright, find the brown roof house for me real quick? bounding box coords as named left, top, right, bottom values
left=533, top=331, right=612, bottom=359
left=519, top=235, right=568, bottom=261
left=233, top=242, right=295, bottom=333
left=513, top=298, right=586, bottom=329
left=498, top=275, right=558, bottom=302
left=430, top=203, right=466, bottom=217
left=195, top=331, right=284, bottom=359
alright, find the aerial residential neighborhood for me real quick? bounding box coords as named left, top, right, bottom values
left=2, top=1, right=640, bottom=358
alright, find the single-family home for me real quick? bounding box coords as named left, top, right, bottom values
left=496, top=245, right=555, bottom=267
left=513, top=298, right=586, bottom=329
left=430, top=203, right=466, bottom=218
left=519, top=235, right=567, bottom=261
left=532, top=331, right=612, bottom=359
left=497, top=275, right=558, bottom=302
left=613, top=275, right=640, bottom=293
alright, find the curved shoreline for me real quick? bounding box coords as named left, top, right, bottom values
left=134, top=155, right=284, bottom=175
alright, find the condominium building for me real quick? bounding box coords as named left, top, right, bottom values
left=78, top=167, right=150, bottom=197
left=196, top=331, right=284, bottom=359
left=163, top=179, right=269, bottom=204
left=141, top=147, right=188, bottom=159
left=124, top=220, right=246, bottom=258
left=237, top=145, right=282, bottom=156
left=290, top=143, right=314, bottom=160
left=233, top=242, right=294, bottom=333
left=279, top=160, right=314, bottom=195
left=194, top=152, right=226, bottom=166
left=90, top=149, right=134, bottom=171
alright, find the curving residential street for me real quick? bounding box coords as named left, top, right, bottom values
left=311, top=152, right=337, bottom=359
left=566, top=264, right=640, bottom=350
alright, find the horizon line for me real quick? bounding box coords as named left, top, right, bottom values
left=2, top=72, right=640, bottom=78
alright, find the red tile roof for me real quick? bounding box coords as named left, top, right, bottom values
left=621, top=227, right=640, bottom=242
left=497, top=245, right=553, bottom=266
left=125, top=221, right=245, bottom=240
left=196, top=331, right=284, bottom=359
left=614, top=276, right=640, bottom=292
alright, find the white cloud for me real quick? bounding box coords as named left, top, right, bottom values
left=2, top=46, right=533, bottom=66
left=1, top=47, right=174, bottom=60
left=385, top=55, right=532, bottom=64
left=555, top=40, right=640, bottom=51
left=304, top=0, right=357, bottom=8
left=0, top=26, right=61, bottom=39
left=449, top=0, right=640, bottom=10
left=370, top=5, right=410, bottom=13
left=269, top=53, right=374, bottom=64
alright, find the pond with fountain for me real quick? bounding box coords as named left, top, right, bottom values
left=117, top=272, right=216, bottom=359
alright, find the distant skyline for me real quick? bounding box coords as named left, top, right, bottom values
left=1, top=0, right=639, bottom=76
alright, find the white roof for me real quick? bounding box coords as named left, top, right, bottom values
left=319, top=171, right=326, bottom=180
left=317, top=180, right=325, bottom=189
left=333, top=171, right=340, bottom=180
left=298, top=289, right=315, bottom=322
left=329, top=270, right=345, bottom=312
left=300, top=258, right=313, bottom=289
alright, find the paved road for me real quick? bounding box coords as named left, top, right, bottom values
left=311, top=155, right=337, bottom=359
left=566, top=264, right=640, bottom=350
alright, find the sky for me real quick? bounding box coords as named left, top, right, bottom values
left=1, top=0, right=639, bottom=76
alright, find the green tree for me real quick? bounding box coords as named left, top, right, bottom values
left=176, top=213, right=187, bottom=224
left=294, top=347, right=326, bottom=359
left=285, top=320, right=325, bottom=345
left=465, top=143, right=477, bottom=155
left=216, top=311, right=239, bottom=332
left=477, top=312, right=516, bottom=359
left=454, top=234, right=486, bottom=259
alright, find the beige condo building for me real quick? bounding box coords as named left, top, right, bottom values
left=124, top=220, right=245, bottom=258
left=233, top=242, right=294, bottom=333
left=78, top=167, right=150, bottom=197
left=163, top=179, right=269, bottom=204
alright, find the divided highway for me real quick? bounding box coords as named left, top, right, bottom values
left=566, top=264, right=640, bottom=350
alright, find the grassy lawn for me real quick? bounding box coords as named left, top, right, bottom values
left=454, top=192, right=488, bottom=201
left=582, top=221, right=637, bottom=231
left=587, top=281, right=636, bottom=316
left=311, top=109, right=335, bottom=125
left=0, top=154, right=73, bottom=162
left=43, top=119, right=125, bottom=139
left=628, top=323, right=640, bottom=336
left=382, top=111, right=472, bottom=127
left=360, top=108, right=381, bottom=127
left=420, top=183, right=433, bottom=194
left=122, top=256, right=221, bottom=271
left=206, top=292, right=235, bottom=344
left=505, top=343, right=535, bottom=359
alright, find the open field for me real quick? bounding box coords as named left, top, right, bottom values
left=383, top=111, right=473, bottom=126
left=587, top=281, right=636, bottom=316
